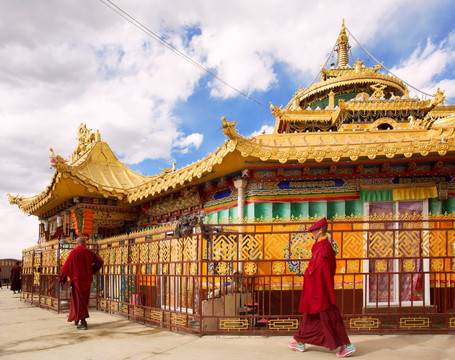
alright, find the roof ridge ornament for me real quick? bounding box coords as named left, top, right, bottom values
left=7, top=193, right=23, bottom=205
left=70, top=124, right=101, bottom=163
left=336, top=19, right=351, bottom=68
left=49, top=147, right=70, bottom=172
left=221, top=116, right=240, bottom=140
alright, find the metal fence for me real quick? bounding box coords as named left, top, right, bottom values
left=20, top=216, right=455, bottom=335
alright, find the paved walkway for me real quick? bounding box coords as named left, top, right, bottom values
left=1, top=288, right=454, bottom=360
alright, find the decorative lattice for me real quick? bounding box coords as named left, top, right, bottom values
left=140, top=243, right=149, bottom=263
left=239, top=234, right=262, bottom=260
left=449, top=317, right=455, bottom=328
left=109, top=248, right=116, bottom=264
left=133, top=307, right=144, bottom=317
left=347, top=260, right=360, bottom=273
left=216, top=261, right=230, bottom=275
left=300, top=261, right=309, bottom=274
left=268, top=318, right=299, bottom=330
left=212, top=234, right=238, bottom=260
left=429, top=231, right=447, bottom=257
left=121, top=247, right=128, bottom=264
left=369, top=231, right=393, bottom=258
left=264, top=233, right=288, bottom=260
left=349, top=317, right=380, bottom=330
left=149, top=242, right=159, bottom=263
left=397, top=231, right=420, bottom=257
left=34, top=270, right=40, bottom=285
left=374, top=259, right=388, bottom=272
left=184, top=236, right=198, bottom=261
left=272, top=261, right=286, bottom=275
left=244, top=262, right=257, bottom=275
left=190, top=263, right=198, bottom=275
left=431, top=258, right=444, bottom=271
left=287, top=230, right=312, bottom=273
left=150, top=310, right=163, bottom=322
left=343, top=231, right=366, bottom=258
left=219, top=318, right=249, bottom=330
left=171, top=314, right=187, bottom=326
left=160, top=240, right=170, bottom=263
left=399, top=317, right=430, bottom=329
left=175, top=263, right=182, bottom=275
left=115, top=247, right=123, bottom=264
left=403, top=259, right=416, bottom=272
left=130, top=244, right=140, bottom=264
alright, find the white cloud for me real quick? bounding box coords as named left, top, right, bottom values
left=390, top=32, right=455, bottom=99
left=0, top=199, right=39, bottom=259
left=1, top=0, right=454, bottom=257
left=250, top=125, right=275, bottom=137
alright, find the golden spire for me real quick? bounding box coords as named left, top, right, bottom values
left=336, top=19, right=351, bottom=68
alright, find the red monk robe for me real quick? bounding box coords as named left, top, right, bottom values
left=59, top=243, right=104, bottom=322
left=294, top=235, right=351, bottom=351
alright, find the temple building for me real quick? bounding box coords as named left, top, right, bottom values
left=8, top=21, right=455, bottom=334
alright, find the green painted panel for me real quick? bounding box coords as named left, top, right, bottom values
left=244, top=203, right=254, bottom=221
left=360, top=189, right=392, bottom=201
left=255, top=203, right=273, bottom=220
left=327, top=201, right=345, bottom=219
left=310, top=93, right=359, bottom=110
left=218, top=209, right=229, bottom=223
left=309, top=201, right=327, bottom=218
left=273, top=202, right=291, bottom=220
left=429, top=198, right=443, bottom=215
left=207, top=212, right=217, bottom=223
left=346, top=200, right=363, bottom=217
left=291, top=202, right=309, bottom=219
left=229, top=207, right=238, bottom=221
left=443, top=196, right=455, bottom=215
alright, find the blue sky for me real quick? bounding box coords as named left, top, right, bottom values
left=1, top=0, right=455, bottom=258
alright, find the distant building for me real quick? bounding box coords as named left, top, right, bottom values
left=0, top=259, right=22, bottom=286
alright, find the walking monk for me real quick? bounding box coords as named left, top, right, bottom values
left=10, top=261, right=22, bottom=293
left=59, top=236, right=104, bottom=330
left=288, top=217, right=355, bottom=357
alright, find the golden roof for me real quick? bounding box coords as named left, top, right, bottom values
left=8, top=126, right=150, bottom=215
left=8, top=22, right=455, bottom=216
left=221, top=117, right=455, bottom=164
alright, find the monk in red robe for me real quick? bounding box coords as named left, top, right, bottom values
left=10, top=261, right=22, bottom=293
left=288, top=218, right=355, bottom=357
left=59, top=236, right=104, bottom=330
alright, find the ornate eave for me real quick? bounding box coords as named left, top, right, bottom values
left=222, top=117, right=455, bottom=164
left=288, top=72, right=408, bottom=109
left=343, top=97, right=435, bottom=112
left=8, top=125, right=151, bottom=216
left=321, top=65, right=382, bottom=78
left=126, top=139, right=236, bottom=203
left=428, top=104, right=455, bottom=118
left=273, top=108, right=338, bottom=123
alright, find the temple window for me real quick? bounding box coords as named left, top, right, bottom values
left=362, top=200, right=430, bottom=307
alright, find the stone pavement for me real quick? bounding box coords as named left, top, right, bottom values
left=1, top=288, right=454, bottom=360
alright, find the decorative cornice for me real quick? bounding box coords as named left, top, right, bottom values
left=288, top=72, right=408, bottom=110
left=222, top=118, right=455, bottom=164
left=126, top=138, right=235, bottom=202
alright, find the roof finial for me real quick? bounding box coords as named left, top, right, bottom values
left=336, top=19, right=350, bottom=68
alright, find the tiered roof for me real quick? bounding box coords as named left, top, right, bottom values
left=8, top=22, right=455, bottom=217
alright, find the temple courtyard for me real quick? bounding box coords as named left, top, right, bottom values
left=0, top=288, right=453, bottom=359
